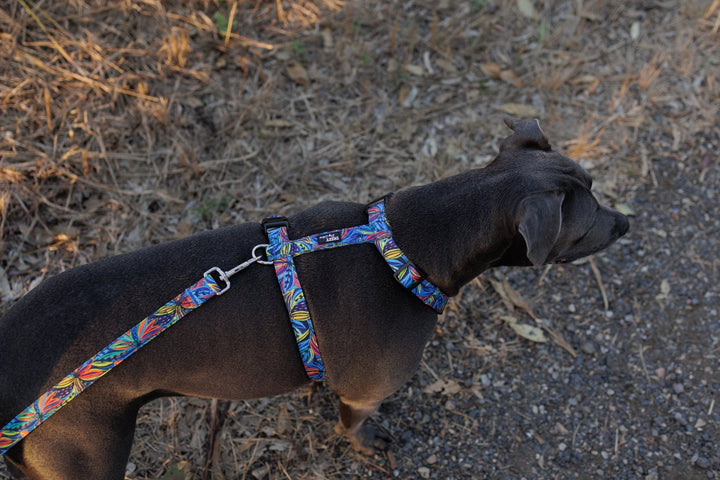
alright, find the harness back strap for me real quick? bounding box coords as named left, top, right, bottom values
left=263, top=198, right=448, bottom=382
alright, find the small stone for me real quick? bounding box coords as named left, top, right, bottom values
left=427, top=454, right=438, bottom=464
left=672, top=383, right=684, bottom=394
left=418, top=466, right=431, bottom=478
left=694, top=456, right=710, bottom=469
left=581, top=341, right=596, bottom=355
left=655, top=367, right=666, bottom=378
left=558, top=442, right=567, bottom=451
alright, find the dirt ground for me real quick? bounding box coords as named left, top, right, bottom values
left=1, top=0, right=719, bottom=478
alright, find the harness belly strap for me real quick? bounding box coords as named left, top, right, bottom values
left=263, top=198, right=448, bottom=382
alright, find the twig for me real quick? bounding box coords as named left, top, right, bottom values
left=589, top=257, right=609, bottom=311
left=225, top=0, right=239, bottom=45
left=17, top=0, right=88, bottom=76
left=637, top=344, right=650, bottom=382
left=421, top=359, right=441, bottom=382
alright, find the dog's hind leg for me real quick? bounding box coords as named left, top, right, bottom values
left=333, top=397, right=391, bottom=455
left=4, top=394, right=139, bottom=480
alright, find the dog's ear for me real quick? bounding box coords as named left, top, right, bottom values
left=501, top=117, right=551, bottom=152
left=517, top=191, right=565, bottom=266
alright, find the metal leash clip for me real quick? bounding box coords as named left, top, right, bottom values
left=204, top=244, right=271, bottom=295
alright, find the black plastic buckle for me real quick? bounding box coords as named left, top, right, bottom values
left=394, top=259, right=424, bottom=291
left=367, top=193, right=391, bottom=210
left=262, top=216, right=288, bottom=234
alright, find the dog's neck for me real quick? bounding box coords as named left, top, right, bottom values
left=386, top=168, right=521, bottom=297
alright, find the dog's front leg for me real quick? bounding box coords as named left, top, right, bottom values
left=334, top=397, right=390, bottom=455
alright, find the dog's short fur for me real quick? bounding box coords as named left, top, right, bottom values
left=0, top=118, right=628, bottom=479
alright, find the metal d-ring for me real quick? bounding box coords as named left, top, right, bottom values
left=252, top=243, right=273, bottom=265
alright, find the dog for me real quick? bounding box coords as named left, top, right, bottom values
left=0, top=118, right=629, bottom=479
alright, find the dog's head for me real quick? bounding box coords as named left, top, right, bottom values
left=492, top=117, right=629, bottom=267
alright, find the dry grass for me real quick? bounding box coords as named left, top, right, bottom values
left=1, top=0, right=719, bottom=478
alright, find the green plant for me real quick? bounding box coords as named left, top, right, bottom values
left=470, top=0, right=487, bottom=13
left=358, top=52, right=372, bottom=65
left=194, top=196, right=230, bottom=221
left=290, top=40, right=305, bottom=58
left=213, top=11, right=236, bottom=36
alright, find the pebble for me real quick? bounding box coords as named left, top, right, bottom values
left=581, top=341, right=596, bottom=355
left=673, top=383, right=684, bottom=394
left=694, top=456, right=710, bottom=469
left=426, top=454, right=438, bottom=465
left=418, top=466, right=431, bottom=478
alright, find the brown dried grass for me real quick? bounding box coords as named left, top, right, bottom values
left=1, top=0, right=719, bottom=478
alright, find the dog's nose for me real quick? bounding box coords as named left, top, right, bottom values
left=615, top=213, right=630, bottom=237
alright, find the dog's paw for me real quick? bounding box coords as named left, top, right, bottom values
left=334, top=422, right=392, bottom=455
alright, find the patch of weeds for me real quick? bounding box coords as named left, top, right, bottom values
left=538, top=20, right=547, bottom=43
left=358, top=52, right=372, bottom=65
left=194, top=196, right=230, bottom=221
left=470, top=0, right=488, bottom=13
left=290, top=40, right=306, bottom=58
left=351, top=20, right=366, bottom=36
left=213, top=11, right=237, bottom=36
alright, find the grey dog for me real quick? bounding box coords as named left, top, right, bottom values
left=0, top=118, right=628, bottom=479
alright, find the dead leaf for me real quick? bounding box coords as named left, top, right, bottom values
left=660, top=279, right=671, bottom=296
left=480, top=62, right=503, bottom=78
left=615, top=202, right=636, bottom=216
left=287, top=62, right=309, bottom=85
left=500, top=70, right=524, bottom=88
left=405, top=64, right=425, bottom=76
left=571, top=74, right=601, bottom=93
left=571, top=74, right=599, bottom=85
left=502, top=277, right=537, bottom=320
left=434, top=91, right=455, bottom=104
left=489, top=278, right=514, bottom=312
left=435, top=58, right=458, bottom=73
left=503, top=316, right=548, bottom=343
left=264, top=119, right=294, bottom=128
left=423, top=378, right=462, bottom=395
left=321, top=29, right=334, bottom=49
left=399, top=85, right=419, bottom=107
left=498, top=103, right=540, bottom=117
left=517, top=0, right=538, bottom=19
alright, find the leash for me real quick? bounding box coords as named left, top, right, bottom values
left=1, top=196, right=449, bottom=454
left=0, top=245, right=270, bottom=455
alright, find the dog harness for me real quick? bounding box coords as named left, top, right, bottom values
left=0, top=196, right=447, bottom=454
left=262, top=197, right=448, bottom=381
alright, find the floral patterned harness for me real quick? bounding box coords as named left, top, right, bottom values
left=0, top=197, right=447, bottom=454
left=262, top=197, right=448, bottom=382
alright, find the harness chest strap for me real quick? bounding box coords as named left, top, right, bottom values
left=263, top=198, right=449, bottom=382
